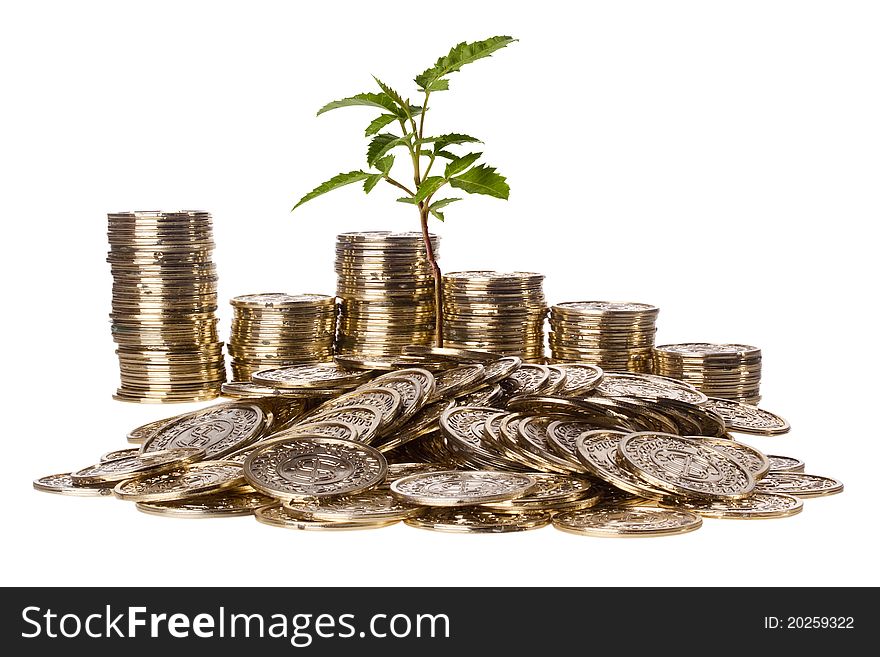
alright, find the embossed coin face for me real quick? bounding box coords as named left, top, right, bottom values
left=702, top=398, right=790, bottom=436
left=369, top=377, right=426, bottom=430
left=655, top=343, right=760, bottom=357
left=244, top=436, right=387, bottom=501
left=499, top=364, right=550, bottom=395
left=220, top=381, right=281, bottom=398
left=767, top=455, right=805, bottom=473
left=71, top=448, right=206, bottom=484
left=100, top=448, right=141, bottom=462
left=230, top=292, right=332, bottom=309
left=405, top=508, right=551, bottom=533
left=306, top=405, right=383, bottom=443
left=618, top=433, right=755, bottom=500
left=373, top=368, right=436, bottom=400
left=516, top=416, right=580, bottom=473
left=541, top=366, right=568, bottom=395
left=553, top=506, right=702, bottom=537
left=547, top=420, right=609, bottom=460
left=755, top=472, right=843, bottom=498
left=311, top=387, right=403, bottom=432
left=455, top=384, right=504, bottom=407
left=661, top=492, right=803, bottom=519
left=575, top=431, right=666, bottom=499
left=127, top=414, right=188, bottom=444
left=33, top=473, right=114, bottom=497
left=390, top=470, right=536, bottom=507
left=556, top=363, right=604, bottom=397
left=135, top=489, right=275, bottom=518
left=385, top=462, right=446, bottom=482
left=284, top=487, right=424, bottom=521
left=141, top=403, right=269, bottom=460
left=255, top=504, right=398, bottom=531
left=274, top=421, right=361, bottom=442
left=113, top=461, right=245, bottom=502
left=433, top=364, right=486, bottom=398
left=402, top=345, right=500, bottom=363
left=252, top=363, right=373, bottom=390
left=481, top=356, right=522, bottom=386
left=481, top=473, right=595, bottom=510
left=440, top=406, right=502, bottom=452
left=596, top=373, right=708, bottom=405
left=687, top=436, right=770, bottom=480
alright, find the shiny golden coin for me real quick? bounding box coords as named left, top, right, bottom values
left=755, top=472, right=843, bottom=498
left=391, top=470, right=536, bottom=507
left=767, top=455, right=805, bottom=473
left=553, top=506, right=702, bottom=537
left=126, top=413, right=190, bottom=444
left=702, top=398, right=790, bottom=436
left=135, top=489, right=275, bottom=518
left=113, top=461, right=245, bottom=502
left=71, top=447, right=206, bottom=485
left=255, top=504, right=399, bottom=531
left=284, top=487, right=424, bottom=521
left=252, top=363, right=373, bottom=390
left=433, top=364, right=486, bottom=398
left=33, top=473, right=114, bottom=497
left=405, top=508, right=551, bottom=533
left=661, top=492, right=803, bottom=519
left=687, top=436, right=770, bottom=480
left=305, top=404, right=384, bottom=443
left=575, top=431, right=667, bottom=499
left=481, top=473, right=595, bottom=510
left=402, top=345, right=500, bottom=363
left=100, top=448, right=141, bottom=462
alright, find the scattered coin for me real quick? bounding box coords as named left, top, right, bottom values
left=71, top=448, right=205, bottom=485
left=755, top=472, right=843, bottom=498
left=253, top=363, right=373, bottom=390
left=390, top=470, right=536, bottom=507
left=255, top=504, right=399, bottom=531
left=687, top=436, right=771, bottom=480
left=402, top=345, right=500, bottom=363
left=135, top=489, right=275, bottom=518
left=661, top=492, right=803, bottom=519
left=702, top=398, right=790, bottom=436
left=555, top=363, right=604, bottom=397
left=767, top=455, right=805, bottom=473
left=481, top=473, right=596, bottom=511
left=553, top=506, right=703, bottom=537
left=100, top=448, right=141, bottom=462
left=595, top=372, right=708, bottom=405
left=575, top=430, right=667, bottom=499
left=284, top=487, right=424, bottom=522
left=244, top=436, right=387, bottom=500
left=433, top=364, right=486, bottom=398
left=33, top=473, right=114, bottom=497
left=305, top=405, right=384, bottom=443
left=113, top=461, right=245, bottom=502
left=405, top=508, right=551, bottom=533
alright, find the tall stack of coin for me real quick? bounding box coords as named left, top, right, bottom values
left=548, top=301, right=658, bottom=372
left=107, top=211, right=226, bottom=402
left=653, top=343, right=762, bottom=404
left=228, top=293, right=337, bottom=382
left=441, top=272, right=547, bottom=362
left=335, top=231, right=439, bottom=357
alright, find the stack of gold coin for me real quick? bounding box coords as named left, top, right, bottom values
left=442, top=271, right=547, bottom=362
left=107, top=211, right=226, bottom=403
left=228, top=293, right=336, bottom=382
left=335, top=231, right=439, bottom=358
left=548, top=301, right=659, bottom=372
left=653, top=343, right=762, bottom=404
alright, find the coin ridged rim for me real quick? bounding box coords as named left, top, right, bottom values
left=33, top=473, right=115, bottom=497
left=660, top=492, right=804, bottom=519
left=404, top=508, right=552, bottom=533
left=112, top=460, right=246, bottom=502
left=70, top=447, right=207, bottom=484
left=552, top=506, right=703, bottom=537
left=255, top=504, right=399, bottom=530
left=390, top=470, right=536, bottom=507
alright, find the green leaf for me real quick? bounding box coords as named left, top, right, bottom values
left=421, top=133, right=482, bottom=151
left=367, top=133, right=410, bottom=167
left=292, top=171, right=371, bottom=210
left=449, top=164, right=510, bottom=200
left=430, top=209, right=446, bottom=222
left=428, top=197, right=461, bottom=211
left=396, top=197, right=417, bottom=204
left=444, top=152, right=482, bottom=178
left=414, top=176, right=447, bottom=203
left=371, top=76, right=414, bottom=119
left=415, top=36, right=517, bottom=92
left=375, top=155, right=394, bottom=175
left=433, top=150, right=458, bottom=160
left=365, top=114, right=397, bottom=136
left=317, top=92, right=404, bottom=117
left=363, top=174, right=383, bottom=194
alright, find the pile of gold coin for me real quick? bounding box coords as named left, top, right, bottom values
left=107, top=211, right=226, bottom=403
left=653, top=343, right=762, bottom=404
left=335, top=232, right=439, bottom=358
left=228, top=293, right=336, bottom=382
left=548, top=301, right=659, bottom=372
left=37, top=352, right=842, bottom=536
left=442, top=271, right=547, bottom=362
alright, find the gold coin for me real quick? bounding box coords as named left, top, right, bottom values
left=553, top=506, right=702, bottom=537
left=404, top=508, right=551, bottom=533
left=71, top=447, right=205, bottom=484
left=661, top=492, right=803, bottom=519
left=135, top=489, right=275, bottom=518
left=755, top=472, right=843, bottom=498
left=113, top=461, right=245, bottom=502
left=33, top=473, right=115, bottom=497
left=255, top=504, right=399, bottom=530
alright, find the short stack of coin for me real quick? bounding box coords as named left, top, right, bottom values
left=228, top=293, right=336, bottom=381
left=653, top=343, right=762, bottom=404
left=107, top=211, right=226, bottom=403
left=335, top=232, right=439, bottom=358
left=442, top=271, right=547, bottom=362
left=548, top=301, right=659, bottom=372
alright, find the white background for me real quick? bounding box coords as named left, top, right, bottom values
left=1, top=0, right=878, bottom=587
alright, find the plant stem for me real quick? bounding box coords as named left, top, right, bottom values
left=384, top=177, right=415, bottom=197
left=419, top=204, right=443, bottom=346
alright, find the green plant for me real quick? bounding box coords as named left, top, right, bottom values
left=292, top=36, right=517, bottom=346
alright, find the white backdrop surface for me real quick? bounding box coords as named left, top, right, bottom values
left=1, top=0, right=878, bottom=586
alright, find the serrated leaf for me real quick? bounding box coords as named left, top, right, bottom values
left=449, top=164, right=509, bottom=200
left=421, top=133, right=482, bottom=151
left=363, top=174, right=383, bottom=194
left=414, top=176, right=447, bottom=203
left=292, top=171, right=371, bottom=210
left=415, top=36, right=517, bottom=92
left=317, top=92, right=404, bottom=117
left=367, top=133, right=410, bottom=167
left=375, top=155, right=394, bottom=176
left=365, top=114, right=397, bottom=136
left=433, top=150, right=458, bottom=160
left=444, top=152, right=482, bottom=178
left=396, top=197, right=417, bottom=204
left=428, top=198, right=461, bottom=211
left=430, top=209, right=446, bottom=222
